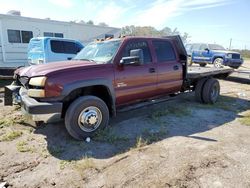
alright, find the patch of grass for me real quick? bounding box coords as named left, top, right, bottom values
left=59, top=156, right=96, bottom=171
left=168, top=106, right=192, bottom=117
left=135, top=136, right=148, bottom=148
left=151, top=106, right=191, bottom=122
left=0, top=119, right=15, bottom=128
left=239, top=112, right=250, bottom=126
left=0, top=116, right=28, bottom=129
left=142, top=127, right=168, bottom=143
left=14, top=105, right=21, bottom=111
left=41, top=148, right=50, bottom=158
left=132, top=127, right=168, bottom=150
left=59, top=160, right=73, bottom=170
left=75, top=156, right=96, bottom=172
left=94, top=127, right=129, bottom=144
left=16, top=141, right=35, bottom=153
left=0, top=130, right=22, bottom=141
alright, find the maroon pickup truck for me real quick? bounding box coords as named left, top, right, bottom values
left=4, top=36, right=233, bottom=140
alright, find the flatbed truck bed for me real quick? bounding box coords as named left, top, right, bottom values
left=187, top=66, right=234, bottom=79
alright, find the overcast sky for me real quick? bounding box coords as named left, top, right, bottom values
left=0, top=0, right=249, bottom=49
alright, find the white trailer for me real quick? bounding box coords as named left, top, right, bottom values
left=0, top=13, right=121, bottom=69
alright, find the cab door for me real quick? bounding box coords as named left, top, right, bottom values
left=152, top=40, right=183, bottom=94
left=200, top=44, right=213, bottom=62
left=192, top=43, right=211, bottom=63
left=114, top=40, right=157, bottom=106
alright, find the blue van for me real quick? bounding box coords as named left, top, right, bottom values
left=27, top=37, right=84, bottom=65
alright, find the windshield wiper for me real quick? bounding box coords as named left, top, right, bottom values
left=75, top=58, right=96, bottom=62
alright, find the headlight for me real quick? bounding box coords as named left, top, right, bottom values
left=28, top=89, right=45, bottom=98
left=29, top=76, right=47, bottom=87
left=226, top=53, right=232, bottom=58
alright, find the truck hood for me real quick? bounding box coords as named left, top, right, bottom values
left=16, top=60, right=98, bottom=77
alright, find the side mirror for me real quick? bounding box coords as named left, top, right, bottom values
left=120, top=49, right=144, bottom=66
left=204, top=48, right=209, bottom=51
left=120, top=56, right=140, bottom=65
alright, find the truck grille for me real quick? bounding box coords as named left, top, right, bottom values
left=232, top=54, right=240, bottom=59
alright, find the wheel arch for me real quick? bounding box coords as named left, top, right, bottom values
left=61, top=79, right=116, bottom=118
left=212, top=55, right=225, bottom=63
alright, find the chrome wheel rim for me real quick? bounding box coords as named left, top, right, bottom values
left=78, top=106, right=102, bottom=132
left=214, top=59, right=223, bottom=68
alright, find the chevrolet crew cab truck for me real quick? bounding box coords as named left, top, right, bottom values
left=186, top=43, right=243, bottom=69
left=4, top=36, right=233, bottom=140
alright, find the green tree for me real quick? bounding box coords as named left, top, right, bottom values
left=121, top=25, right=190, bottom=43
left=86, top=20, right=94, bottom=25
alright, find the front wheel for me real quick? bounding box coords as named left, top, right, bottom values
left=65, top=96, right=109, bottom=140
left=213, top=58, right=224, bottom=68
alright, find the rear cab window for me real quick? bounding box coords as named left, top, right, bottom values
left=152, top=40, right=176, bottom=62
left=50, top=40, right=82, bottom=54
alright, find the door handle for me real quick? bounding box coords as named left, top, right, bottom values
left=67, top=57, right=72, bottom=60
left=173, top=65, right=179, bottom=70
left=149, top=68, right=156, bottom=73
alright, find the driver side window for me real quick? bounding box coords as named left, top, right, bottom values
left=122, top=41, right=152, bottom=64
left=199, top=44, right=208, bottom=51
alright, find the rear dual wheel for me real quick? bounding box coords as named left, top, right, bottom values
left=195, top=78, right=220, bottom=104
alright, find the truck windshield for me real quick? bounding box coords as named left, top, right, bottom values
left=208, top=44, right=225, bottom=50
left=74, top=39, right=121, bottom=63
left=28, top=39, right=43, bottom=53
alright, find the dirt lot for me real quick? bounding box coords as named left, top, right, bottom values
left=0, top=62, right=249, bottom=188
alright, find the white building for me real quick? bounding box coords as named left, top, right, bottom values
left=0, top=12, right=121, bottom=68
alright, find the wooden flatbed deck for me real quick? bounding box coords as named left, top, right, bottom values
left=187, top=66, right=234, bottom=79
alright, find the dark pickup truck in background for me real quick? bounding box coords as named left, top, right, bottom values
left=4, top=36, right=233, bottom=140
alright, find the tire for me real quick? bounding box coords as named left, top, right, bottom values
left=213, top=58, right=224, bottom=68
left=202, top=78, right=220, bottom=104
left=195, top=78, right=208, bottom=103
left=65, top=96, right=109, bottom=140
left=199, top=63, right=206, bottom=67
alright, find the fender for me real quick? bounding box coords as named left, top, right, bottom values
left=211, top=55, right=225, bottom=63
left=61, top=78, right=116, bottom=115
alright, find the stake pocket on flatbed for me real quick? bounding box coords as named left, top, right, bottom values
left=4, top=35, right=233, bottom=140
